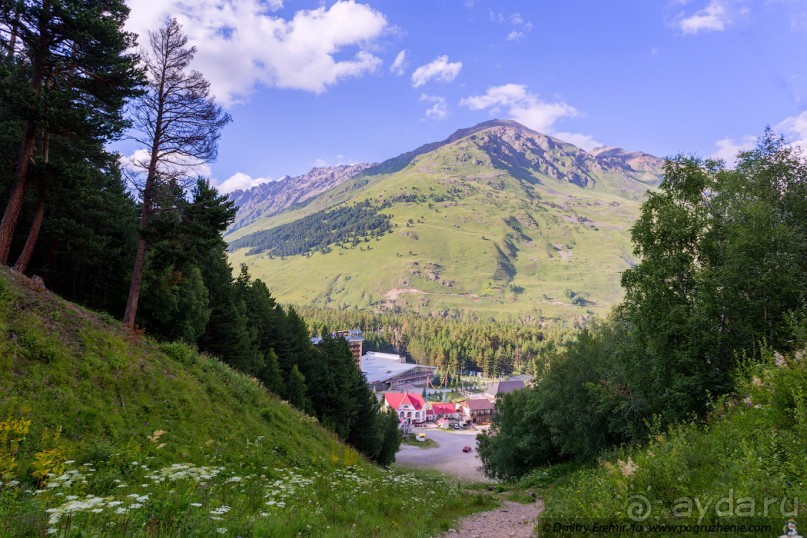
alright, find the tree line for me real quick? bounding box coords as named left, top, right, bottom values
left=478, top=133, right=807, bottom=479
left=0, top=4, right=399, bottom=465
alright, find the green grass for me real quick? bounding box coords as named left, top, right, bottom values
left=401, top=438, right=439, bottom=449
left=535, top=348, right=807, bottom=534
left=226, top=127, right=651, bottom=321
left=0, top=268, right=494, bottom=537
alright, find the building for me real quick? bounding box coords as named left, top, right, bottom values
left=483, top=380, right=526, bottom=401
left=336, top=330, right=364, bottom=368
left=458, top=398, right=495, bottom=424
left=429, top=402, right=459, bottom=421
left=384, top=392, right=427, bottom=424
left=360, top=351, right=436, bottom=391
left=310, top=329, right=364, bottom=369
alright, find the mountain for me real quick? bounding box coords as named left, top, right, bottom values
left=227, top=162, right=373, bottom=232
left=225, top=120, right=665, bottom=321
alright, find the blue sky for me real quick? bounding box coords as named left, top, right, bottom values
left=121, top=0, right=807, bottom=193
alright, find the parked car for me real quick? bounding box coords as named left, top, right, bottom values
left=416, top=433, right=426, bottom=442
left=450, top=423, right=460, bottom=430
left=462, top=446, right=472, bottom=453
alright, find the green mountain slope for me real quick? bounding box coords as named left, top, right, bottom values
left=0, top=269, right=489, bottom=536
left=226, top=120, right=663, bottom=320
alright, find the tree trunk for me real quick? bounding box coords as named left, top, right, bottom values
left=122, top=150, right=159, bottom=330
left=12, top=198, right=44, bottom=274
left=0, top=0, right=49, bottom=265
left=0, top=120, right=37, bottom=264
left=123, top=234, right=148, bottom=330
left=13, top=129, right=49, bottom=274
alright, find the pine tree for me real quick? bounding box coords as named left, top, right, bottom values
left=0, top=0, right=142, bottom=264
left=123, top=18, right=230, bottom=330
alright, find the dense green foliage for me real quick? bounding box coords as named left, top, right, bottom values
left=229, top=200, right=392, bottom=257
left=0, top=0, right=143, bottom=312
left=541, top=343, right=807, bottom=532
left=479, top=132, right=807, bottom=478
left=0, top=269, right=487, bottom=537
left=299, top=306, right=575, bottom=378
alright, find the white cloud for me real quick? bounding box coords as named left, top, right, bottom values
left=678, top=0, right=731, bottom=34
left=390, top=50, right=407, bottom=76
left=709, top=111, right=807, bottom=167
left=411, top=55, right=462, bottom=88
left=419, top=94, right=448, bottom=121
left=711, top=136, right=756, bottom=165
left=460, top=84, right=577, bottom=132
left=490, top=10, right=533, bottom=40
left=216, top=172, right=275, bottom=194
left=460, top=84, right=600, bottom=150
left=552, top=132, right=604, bottom=152
left=777, top=111, right=807, bottom=149
left=126, top=0, right=388, bottom=105
left=120, top=149, right=212, bottom=179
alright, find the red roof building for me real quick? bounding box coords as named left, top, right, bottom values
left=384, top=392, right=427, bottom=423
left=430, top=402, right=457, bottom=416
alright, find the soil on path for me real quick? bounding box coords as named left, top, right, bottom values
left=442, top=499, right=545, bottom=537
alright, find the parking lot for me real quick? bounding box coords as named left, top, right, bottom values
left=394, top=427, right=491, bottom=482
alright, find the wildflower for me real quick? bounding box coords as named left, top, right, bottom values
left=115, top=507, right=127, bottom=514
left=217, top=529, right=227, bottom=535
left=148, top=430, right=166, bottom=442
left=130, top=503, right=143, bottom=509
left=190, top=502, right=202, bottom=507
left=91, top=508, right=103, bottom=513
left=618, top=458, right=638, bottom=478
left=46, top=528, right=58, bottom=535
left=259, top=512, right=269, bottom=517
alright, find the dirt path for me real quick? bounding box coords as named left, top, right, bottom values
left=443, top=499, right=544, bottom=537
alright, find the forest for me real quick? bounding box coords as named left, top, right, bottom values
left=299, top=306, right=576, bottom=378
left=229, top=200, right=392, bottom=257
left=0, top=4, right=399, bottom=465
left=477, top=133, right=807, bottom=479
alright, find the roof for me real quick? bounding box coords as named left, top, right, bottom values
left=361, top=353, right=435, bottom=385
left=436, top=418, right=450, bottom=426
left=430, top=403, right=457, bottom=414
left=385, top=392, right=425, bottom=411
left=460, top=398, right=495, bottom=411
left=484, top=380, right=526, bottom=397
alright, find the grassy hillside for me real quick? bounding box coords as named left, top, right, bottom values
left=533, top=345, right=807, bottom=535
left=0, top=269, right=492, bottom=537
left=226, top=123, right=657, bottom=321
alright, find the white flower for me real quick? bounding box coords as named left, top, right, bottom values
left=216, top=529, right=227, bottom=535
left=190, top=502, right=202, bottom=507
